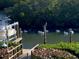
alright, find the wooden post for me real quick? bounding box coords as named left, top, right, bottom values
left=69, top=32, right=72, bottom=43
left=17, top=24, right=21, bottom=38
left=69, top=29, right=72, bottom=43
left=20, top=28, right=22, bottom=38
left=15, top=23, right=19, bottom=38
left=13, top=24, right=17, bottom=39
left=43, top=22, right=47, bottom=44
left=5, top=26, right=8, bottom=48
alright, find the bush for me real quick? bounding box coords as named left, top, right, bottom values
left=38, top=42, right=79, bottom=54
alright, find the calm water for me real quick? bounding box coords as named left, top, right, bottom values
left=22, top=32, right=79, bottom=49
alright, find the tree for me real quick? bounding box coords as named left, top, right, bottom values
left=4, top=0, right=79, bottom=31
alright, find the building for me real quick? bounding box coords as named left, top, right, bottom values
left=0, top=16, right=22, bottom=59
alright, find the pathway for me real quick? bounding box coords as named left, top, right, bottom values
left=18, top=49, right=31, bottom=59
left=18, top=44, right=39, bottom=59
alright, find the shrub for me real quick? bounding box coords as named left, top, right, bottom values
left=38, top=42, right=79, bottom=54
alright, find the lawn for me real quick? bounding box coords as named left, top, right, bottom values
left=22, top=32, right=79, bottom=49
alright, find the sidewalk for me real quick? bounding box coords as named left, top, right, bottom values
left=18, top=44, right=39, bottom=59
left=18, top=49, right=31, bottom=59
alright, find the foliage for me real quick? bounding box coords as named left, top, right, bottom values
left=38, top=42, right=79, bottom=54
left=0, top=0, right=19, bottom=10
left=32, top=43, right=78, bottom=59
left=0, top=0, right=79, bottom=31
left=0, top=41, right=4, bottom=48
left=0, top=41, right=19, bottom=48
left=8, top=41, right=18, bottom=47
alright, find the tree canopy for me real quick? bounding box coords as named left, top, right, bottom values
left=0, top=0, right=79, bottom=31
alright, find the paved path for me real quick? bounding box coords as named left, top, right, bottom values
left=18, top=49, right=31, bottom=59
left=18, top=44, right=39, bottom=59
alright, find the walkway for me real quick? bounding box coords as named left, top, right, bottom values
left=18, top=44, right=39, bottom=59
left=18, top=49, right=31, bottom=59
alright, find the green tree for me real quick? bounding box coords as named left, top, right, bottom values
left=4, top=0, right=79, bottom=31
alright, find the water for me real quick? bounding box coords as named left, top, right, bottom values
left=22, top=32, right=79, bottom=49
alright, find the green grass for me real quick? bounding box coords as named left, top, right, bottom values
left=38, top=42, right=79, bottom=54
